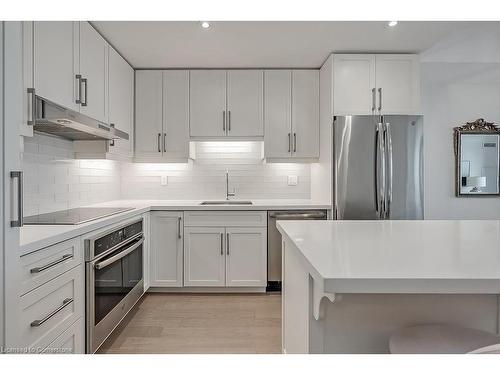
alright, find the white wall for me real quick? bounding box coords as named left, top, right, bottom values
left=22, top=134, right=121, bottom=216
left=121, top=142, right=311, bottom=200
left=421, top=23, right=500, bottom=219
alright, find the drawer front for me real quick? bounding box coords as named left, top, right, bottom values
left=184, top=211, right=267, bottom=227
left=18, top=265, right=84, bottom=350
left=42, top=317, right=85, bottom=354
left=20, top=237, right=82, bottom=296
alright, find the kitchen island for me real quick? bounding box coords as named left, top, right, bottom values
left=277, top=220, right=500, bottom=354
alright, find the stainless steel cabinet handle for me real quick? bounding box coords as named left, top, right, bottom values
left=10, top=171, right=23, bottom=227
left=81, top=78, right=88, bottom=106
left=157, top=133, right=161, bottom=152
left=178, top=217, right=182, bottom=239
left=226, top=233, right=230, bottom=255
left=223, top=110, right=226, bottom=133
left=378, top=88, right=382, bottom=112
left=31, top=298, right=74, bottom=327
left=288, top=133, right=291, bottom=153
left=228, top=110, right=231, bottom=132
left=109, top=123, right=115, bottom=147
left=163, top=133, right=167, bottom=153
left=30, top=254, right=73, bottom=274
left=293, top=133, right=297, bottom=153
left=94, top=238, right=144, bottom=270
left=75, top=75, right=82, bottom=104
left=220, top=233, right=223, bottom=255
left=371, top=88, right=376, bottom=112
left=27, top=88, right=36, bottom=126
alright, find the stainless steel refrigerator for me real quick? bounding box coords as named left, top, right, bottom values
left=333, top=115, right=424, bottom=220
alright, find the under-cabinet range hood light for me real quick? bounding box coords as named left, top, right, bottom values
left=33, top=96, right=129, bottom=142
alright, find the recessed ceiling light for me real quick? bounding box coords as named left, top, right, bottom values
left=200, top=21, right=211, bottom=29
left=388, top=21, right=398, bottom=27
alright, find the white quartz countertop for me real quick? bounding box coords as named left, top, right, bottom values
left=20, top=199, right=330, bottom=255
left=277, top=220, right=500, bottom=293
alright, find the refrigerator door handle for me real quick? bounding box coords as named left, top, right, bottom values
left=375, top=122, right=385, bottom=219
left=384, top=122, right=393, bottom=219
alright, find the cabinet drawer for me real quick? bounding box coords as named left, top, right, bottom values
left=20, top=237, right=82, bottom=296
left=18, top=265, right=84, bottom=350
left=184, top=211, right=267, bottom=227
left=42, top=317, right=85, bottom=354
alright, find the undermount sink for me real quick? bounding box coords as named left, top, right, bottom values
left=200, top=200, right=253, bottom=205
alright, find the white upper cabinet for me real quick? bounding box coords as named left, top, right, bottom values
left=333, top=54, right=376, bottom=115
left=264, top=69, right=319, bottom=161
left=226, top=70, right=264, bottom=137
left=189, top=70, right=226, bottom=137
left=108, top=47, right=134, bottom=158
left=21, top=22, right=33, bottom=137
left=135, top=70, right=163, bottom=159
left=292, top=70, right=319, bottom=159
left=264, top=70, right=292, bottom=159
left=333, top=54, right=420, bottom=115
left=163, top=70, right=190, bottom=160
left=375, top=54, right=420, bottom=114
left=33, top=21, right=79, bottom=112
left=150, top=212, right=184, bottom=287
left=135, top=70, right=190, bottom=162
left=79, top=22, right=108, bottom=123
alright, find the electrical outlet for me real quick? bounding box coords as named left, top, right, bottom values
left=287, top=175, right=298, bottom=186
left=160, top=175, right=168, bottom=186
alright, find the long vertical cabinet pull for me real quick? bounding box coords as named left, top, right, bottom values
left=293, top=133, right=297, bottom=153
left=177, top=217, right=182, bottom=239
left=157, top=133, right=161, bottom=153
left=27, top=88, right=36, bottom=126
left=10, top=171, right=24, bottom=227
left=384, top=122, right=393, bottom=219
left=220, top=233, right=224, bottom=255
left=227, top=110, right=231, bottom=133
left=371, top=88, right=376, bottom=112
left=163, top=133, right=167, bottom=153
left=288, top=133, right=291, bottom=153
left=226, top=233, right=230, bottom=255
left=75, top=75, right=82, bottom=104
left=222, top=110, right=226, bottom=134
left=378, top=88, right=382, bottom=112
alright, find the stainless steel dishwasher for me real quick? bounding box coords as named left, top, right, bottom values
left=267, top=210, right=327, bottom=292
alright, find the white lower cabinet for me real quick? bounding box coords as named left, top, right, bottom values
left=225, top=227, right=267, bottom=287
left=150, top=211, right=184, bottom=287
left=42, top=317, right=85, bottom=354
left=184, top=226, right=226, bottom=287
left=183, top=211, right=267, bottom=288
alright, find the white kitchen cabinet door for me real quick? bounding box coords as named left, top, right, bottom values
left=292, top=70, right=319, bottom=158
left=135, top=70, right=163, bottom=159
left=150, top=212, right=184, bottom=287
left=43, top=317, right=85, bottom=354
left=108, top=46, right=134, bottom=157
left=333, top=54, right=376, bottom=115
left=226, top=70, right=264, bottom=137
left=33, top=21, right=79, bottom=112
left=375, top=54, right=420, bottom=114
left=21, top=21, right=34, bottom=137
left=79, top=22, right=108, bottom=123
left=225, top=227, right=267, bottom=287
left=163, top=70, right=190, bottom=160
left=184, top=227, right=225, bottom=287
left=264, top=70, right=292, bottom=158
left=189, top=70, right=226, bottom=137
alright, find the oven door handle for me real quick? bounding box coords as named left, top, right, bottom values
left=94, top=237, right=144, bottom=270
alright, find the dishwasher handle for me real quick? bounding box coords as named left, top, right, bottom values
left=269, top=212, right=327, bottom=220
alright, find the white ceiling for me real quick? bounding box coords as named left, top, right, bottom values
left=92, top=21, right=473, bottom=69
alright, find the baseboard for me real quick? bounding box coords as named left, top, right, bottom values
left=147, top=286, right=267, bottom=293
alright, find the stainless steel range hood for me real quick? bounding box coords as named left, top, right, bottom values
left=33, top=96, right=129, bottom=141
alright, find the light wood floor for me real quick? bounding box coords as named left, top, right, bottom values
left=97, top=293, right=282, bottom=354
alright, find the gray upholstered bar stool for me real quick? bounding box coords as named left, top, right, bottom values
left=389, top=324, right=500, bottom=354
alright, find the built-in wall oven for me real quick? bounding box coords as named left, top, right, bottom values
left=84, top=218, right=144, bottom=353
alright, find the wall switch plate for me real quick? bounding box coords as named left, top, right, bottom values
left=160, top=175, right=168, bottom=186
left=287, top=175, right=298, bottom=186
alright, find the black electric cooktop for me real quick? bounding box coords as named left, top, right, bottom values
left=23, top=207, right=134, bottom=225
